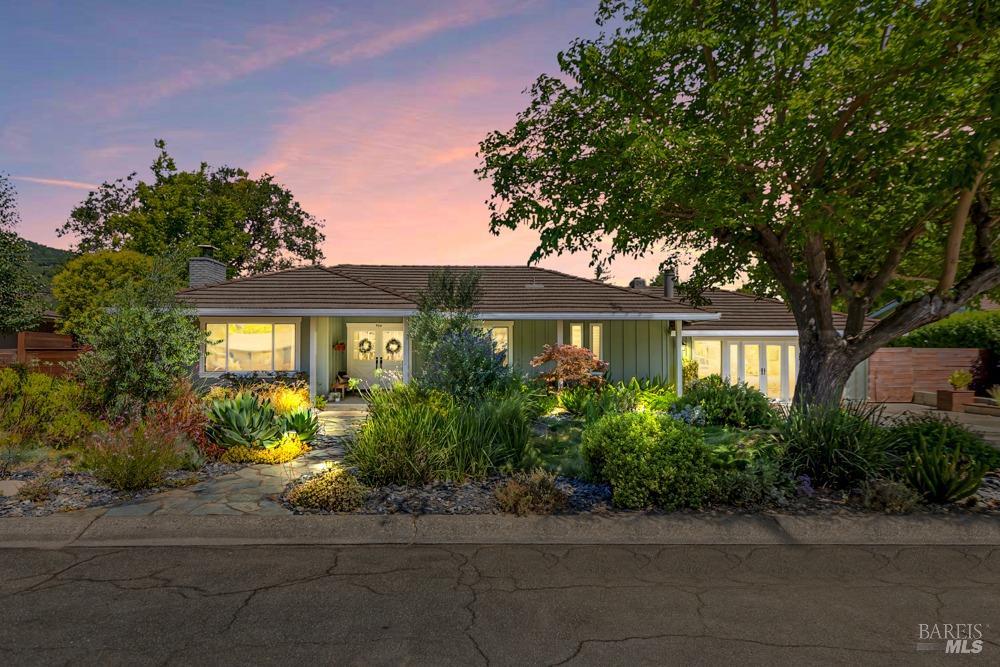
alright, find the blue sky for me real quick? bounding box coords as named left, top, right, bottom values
left=1, top=1, right=669, bottom=282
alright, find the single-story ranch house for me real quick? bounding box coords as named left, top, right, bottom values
left=180, top=252, right=868, bottom=401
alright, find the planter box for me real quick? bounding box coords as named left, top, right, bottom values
left=936, top=389, right=975, bottom=412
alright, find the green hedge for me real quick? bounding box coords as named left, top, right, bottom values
left=889, top=310, right=1000, bottom=355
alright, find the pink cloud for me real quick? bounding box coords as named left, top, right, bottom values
left=13, top=176, right=98, bottom=191
left=90, top=1, right=531, bottom=117
left=252, top=56, right=674, bottom=284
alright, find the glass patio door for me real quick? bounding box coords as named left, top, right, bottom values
left=720, top=339, right=797, bottom=402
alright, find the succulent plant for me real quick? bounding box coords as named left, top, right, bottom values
left=205, top=392, right=280, bottom=449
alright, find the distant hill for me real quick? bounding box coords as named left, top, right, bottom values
left=24, top=240, right=74, bottom=303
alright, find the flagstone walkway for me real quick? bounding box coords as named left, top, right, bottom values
left=104, top=411, right=364, bottom=517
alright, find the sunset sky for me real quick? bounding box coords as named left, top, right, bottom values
left=1, top=0, right=674, bottom=284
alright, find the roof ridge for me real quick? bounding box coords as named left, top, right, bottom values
left=177, top=264, right=316, bottom=294
left=322, top=265, right=418, bottom=305
left=529, top=266, right=715, bottom=314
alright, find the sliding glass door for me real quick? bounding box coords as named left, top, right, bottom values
left=692, top=338, right=798, bottom=401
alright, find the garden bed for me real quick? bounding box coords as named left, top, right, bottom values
left=0, top=460, right=245, bottom=517
left=280, top=468, right=1000, bottom=517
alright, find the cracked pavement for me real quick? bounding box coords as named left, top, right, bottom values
left=1, top=544, right=998, bottom=665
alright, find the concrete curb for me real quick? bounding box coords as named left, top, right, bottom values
left=2, top=512, right=999, bottom=548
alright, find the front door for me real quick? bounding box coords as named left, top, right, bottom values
left=346, top=323, right=406, bottom=387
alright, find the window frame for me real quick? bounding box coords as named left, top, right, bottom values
left=569, top=322, right=584, bottom=348
left=589, top=323, right=603, bottom=359
left=200, top=317, right=302, bottom=375
left=482, top=320, right=514, bottom=366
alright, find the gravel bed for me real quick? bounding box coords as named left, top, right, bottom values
left=0, top=461, right=244, bottom=517
left=283, top=470, right=1000, bottom=516
left=359, top=476, right=613, bottom=515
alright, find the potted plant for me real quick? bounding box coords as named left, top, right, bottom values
left=937, top=369, right=975, bottom=412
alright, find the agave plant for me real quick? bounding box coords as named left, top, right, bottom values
left=205, top=393, right=280, bottom=449
left=904, top=438, right=987, bottom=504
left=277, top=407, right=320, bottom=443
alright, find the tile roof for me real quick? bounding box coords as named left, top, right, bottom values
left=179, top=264, right=717, bottom=318
left=178, top=266, right=415, bottom=311
left=637, top=287, right=848, bottom=331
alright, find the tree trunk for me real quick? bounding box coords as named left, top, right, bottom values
left=793, top=340, right=860, bottom=407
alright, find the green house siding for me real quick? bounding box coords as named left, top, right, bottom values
left=203, top=314, right=678, bottom=394
left=512, top=319, right=674, bottom=384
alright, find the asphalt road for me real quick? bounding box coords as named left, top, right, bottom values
left=1, top=544, right=997, bottom=665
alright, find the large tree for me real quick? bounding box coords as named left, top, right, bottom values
left=478, top=0, right=999, bottom=404
left=58, top=140, right=325, bottom=276
left=51, top=250, right=160, bottom=337
left=0, top=174, right=43, bottom=332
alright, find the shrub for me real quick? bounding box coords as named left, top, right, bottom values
left=0, top=368, right=102, bottom=449
left=889, top=309, right=1000, bottom=355
left=559, top=382, right=639, bottom=423
left=205, top=393, right=280, bottom=449
left=948, top=369, right=973, bottom=391
left=17, top=476, right=55, bottom=503
left=636, top=377, right=678, bottom=412
left=531, top=344, right=608, bottom=388
left=671, top=375, right=776, bottom=428
left=286, top=466, right=368, bottom=511
left=886, top=414, right=1000, bottom=470
left=277, top=408, right=320, bottom=443
left=581, top=412, right=716, bottom=509
left=421, top=328, right=512, bottom=399
left=83, top=421, right=186, bottom=490
left=72, top=277, right=204, bottom=418
left=254, top=382, right=310, bottom=415
left=861, top=479, right=921, bottom=513
left=903, top=439, right=987, bottom=504
left=711, top=440, right=792, bottom=508
left=145, top=380, right=214, bottom=457
left=494, top=470, right=569, bottom=515
left=348, top=384, right=535, bottom=485
left=775, top=403, right=891, bottom=488
left=216, top=370, right=309, bottom=391
left=202, top=385, right=236, bottom=405
left=221, top=433, right=309, bottom=464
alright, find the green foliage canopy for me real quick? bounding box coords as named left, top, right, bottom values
left=0, top=174, right=43, bottom=332
left=58, top=140, right=325, bottom=276
left=478, top=0, right=1000, bottom=404
left=51, top=250, right=158, bottom=336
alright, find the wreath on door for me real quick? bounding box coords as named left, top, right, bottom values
left=384, top=338, right=402, bottom=355
left=357, top=338, right=373, bottom=355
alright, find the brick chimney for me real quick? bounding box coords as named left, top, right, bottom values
left=188, top=244, right=227, bottom=288
left=662, top=267, right=676, bottom=298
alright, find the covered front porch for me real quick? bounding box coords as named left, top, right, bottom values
left=303, top=315, right=689, bottom=399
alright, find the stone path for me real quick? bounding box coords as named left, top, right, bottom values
left=104, top=411, right=364, bottom=517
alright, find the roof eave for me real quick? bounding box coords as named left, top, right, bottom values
left=190, top=307, right=721, bottom=320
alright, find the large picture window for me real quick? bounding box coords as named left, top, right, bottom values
left=203, top=320, right=298, bottom=373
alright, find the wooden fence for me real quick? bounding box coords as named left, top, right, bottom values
left=867, top=347, right=987, bottom=403
left=0, top=332, right=81, bottom=376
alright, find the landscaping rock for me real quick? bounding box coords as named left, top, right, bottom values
left=0, top=480, right=26, bottom=497
left=284, top=474, right=613, bottom=515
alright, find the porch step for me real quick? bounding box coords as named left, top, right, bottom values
left=912, top=390, right=937, bottom=407
left=318, top=408, right=368, bottom=417
left=964, top=404, right=1000, bottom=418
left=974, top=396, right=999, bottom=406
